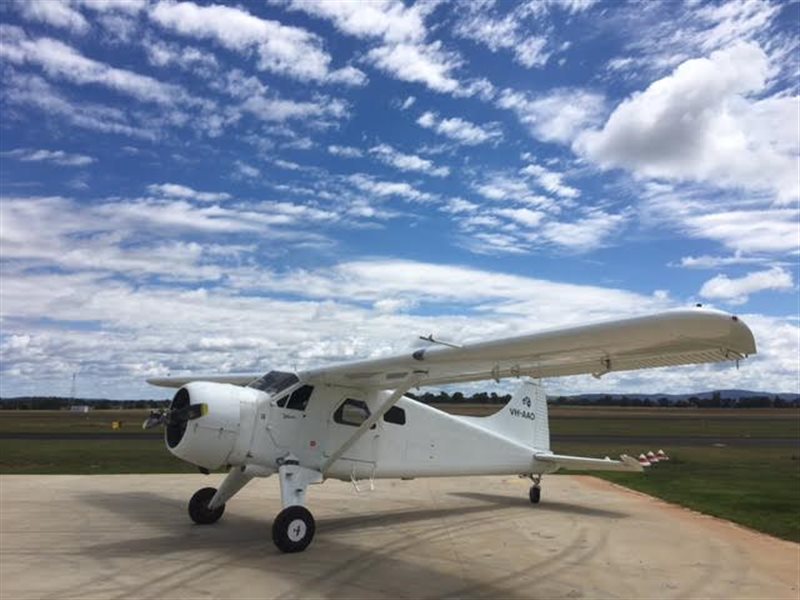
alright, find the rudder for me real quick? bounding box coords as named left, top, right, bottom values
left=474, top=380, right=550, bottom=450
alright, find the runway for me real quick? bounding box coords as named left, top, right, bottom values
left=1, top=475, right=797, bottom=599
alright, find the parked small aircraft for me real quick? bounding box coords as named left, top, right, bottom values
left=146, top=309, right=755, bottom=553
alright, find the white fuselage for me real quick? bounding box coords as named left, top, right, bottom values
left=174, top=384, right=541, bottom=480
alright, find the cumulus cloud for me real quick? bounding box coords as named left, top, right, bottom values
left=700, top=267, right=795, bottom=305
left=578, top=42, right=799, bottom=203
left=149, top=1, right=366, bottom=85
left=417, top=111, right=502, bottom=145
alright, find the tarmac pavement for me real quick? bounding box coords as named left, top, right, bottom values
left=0, top=474, right=797, bottom=599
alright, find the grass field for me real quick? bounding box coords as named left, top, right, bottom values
left=0, top=406, right=797, bottom=542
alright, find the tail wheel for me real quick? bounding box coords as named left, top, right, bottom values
left=529, top=485, right=541, bottom=504
left=272, top=506, right=315, bottom=553
left=189, top=487, right=225, bottom=524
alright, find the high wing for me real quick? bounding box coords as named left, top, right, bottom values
left=147, top=309, right=756, bottom=391
left=300, top=309, right=756, bottom=390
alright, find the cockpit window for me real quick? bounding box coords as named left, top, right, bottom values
left=247, top=371, right=299, bottom=395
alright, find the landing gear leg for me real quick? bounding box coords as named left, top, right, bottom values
left=272, top=456, right=323, bottom=553
left=188, top=466, right=254, bottom=525
left=528, top=474, right=542, bottom=504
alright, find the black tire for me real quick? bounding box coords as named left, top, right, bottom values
left=272, top=506, right=315, bottom=553
left=529, top=485, right=541, bottom=504
left=188, top=487, right=225, bottom=525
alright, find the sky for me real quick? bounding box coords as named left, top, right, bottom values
left=0, top=0, right=798, bottom=400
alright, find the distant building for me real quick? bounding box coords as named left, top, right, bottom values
left=70, top=405, right=90, bottom=413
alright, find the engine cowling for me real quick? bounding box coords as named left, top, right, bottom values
left=165, top=382, right=262, bottom=470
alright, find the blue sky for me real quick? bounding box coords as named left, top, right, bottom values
left=0, top=0, right=798, bottom=399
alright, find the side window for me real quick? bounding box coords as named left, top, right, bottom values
left=285, top=385, right=313, bottom=411
left=334, top=398, right=371, bottom=427
left=383, top=406, right=406, bottom=425
left=276, top=396, right=288, bottom=408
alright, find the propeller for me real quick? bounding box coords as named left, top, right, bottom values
left=142, top=403, right=206, bottom=430
left=142, top=409, right=167, bottom=430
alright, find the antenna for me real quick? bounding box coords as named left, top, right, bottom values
left=419, top=334, right=462, bottom=349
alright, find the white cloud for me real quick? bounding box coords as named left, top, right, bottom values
left=2, top=148, right=94, bottom=167
left=498, top=87, right=606, bottom=144
left=494, top=207, right=546, bottom=228
left=284, top=0, right=427, bottom=44
left=233, top=161, right=261, bottom=180
left=441, top=198, right=479, bottom=214
left=149, top=1, right=365, bottom=86
left=608, top=0, right=786, bottom=82
left=328, top=145, right=363, bottom=158
left=454, top=7, right=550, bottom=68
left=0, top=27, right=187, bottom=106
left=400, top=96, right=416, bottom=110
left=369, top=144, right=449, bottom=177
left=13, top=0, right=89, bottom=34
left=677, top=253, right=768, bottom=269
left=241, top=94, right=348, bottom=124
left=472, top=172, right=556, bottom=210
left=348, top=174, right=435, bottom=203
left=417, top=111, right=502, bottom=145
left=286, top=0, right=483, bottom=97
left=3, top=72, right=156, bottom=140
left=700, top=267, right=794, bottom=305
left=144, top=38, right=219, bottom=77
left=147, top=183, right=231, bottom=203
left=520, top=162, right=580, bottom=199
left=578, top=42, right=799, bottom=203
left=367, top=41, right=463, bottom=94
left=540, top=209, right=630, bottom=252
left=682, top=209, right=800, bottom=255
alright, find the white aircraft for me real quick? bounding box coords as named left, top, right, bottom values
left=146, top=309, right=755, bottom=553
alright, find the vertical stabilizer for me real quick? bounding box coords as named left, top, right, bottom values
left=465, top=380, right=550, bottom=450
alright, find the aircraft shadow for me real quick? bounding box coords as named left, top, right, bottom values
left=71, top=489, right=561, bottom=600
left=449, top=491, right=628, bottom=519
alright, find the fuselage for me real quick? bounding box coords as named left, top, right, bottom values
left=166, top=382, right=541, bottom=480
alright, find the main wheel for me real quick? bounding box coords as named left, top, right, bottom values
left=529, top=485, right=541, bottom=504
left=272, top=506, right=315, bottom=553
left=188, top=487, right=225, bottom=525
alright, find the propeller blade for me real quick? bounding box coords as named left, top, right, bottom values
left=142, top=410, right=167, bottom=430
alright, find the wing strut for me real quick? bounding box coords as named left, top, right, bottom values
left=321, top=382, right=416, bottom=475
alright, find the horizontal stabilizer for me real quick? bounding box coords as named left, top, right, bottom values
left=535, top=452, right=643, bottom=472
left=147, top=374, right=260, bottom=389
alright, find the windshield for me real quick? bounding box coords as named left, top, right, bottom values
left=247, top=370, right=299, bottom=395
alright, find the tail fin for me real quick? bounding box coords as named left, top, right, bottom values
left=473, top=380, right=550, bottom=450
